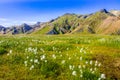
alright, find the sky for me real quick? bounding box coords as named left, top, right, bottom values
left=0, top=0, right=120, bottom=27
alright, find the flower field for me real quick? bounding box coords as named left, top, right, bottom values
left=0, top=34, right=120, bottom=80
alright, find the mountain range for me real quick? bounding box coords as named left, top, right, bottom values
left=1, top=9, right=120, bottom=35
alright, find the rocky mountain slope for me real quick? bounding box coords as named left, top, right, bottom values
left=34, top=9, right=120, bottom=35
left=1, top=9, right=120, bottom=35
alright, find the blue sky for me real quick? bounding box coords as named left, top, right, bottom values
left=0, top=0, right=120, bottom=27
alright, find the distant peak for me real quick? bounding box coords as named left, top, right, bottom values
left=21, top=23, right=29, bottom=26
left=63, top=13, right=76, bottom=16
left=99, top=9, right=108, bottom=13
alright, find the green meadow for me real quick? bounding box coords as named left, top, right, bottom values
left=0, top=34, right=120, bottom=80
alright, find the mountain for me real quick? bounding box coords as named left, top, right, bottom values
left=0, top=25, right=6, bottom=34
left=34, top=9, right=120, bottom=35
left=0, top=22, right=41, bottom=35
left=110, top=10, right=120, bottom=17
left=1, top=9, right=120, bottom=35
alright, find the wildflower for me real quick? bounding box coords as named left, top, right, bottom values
left=52, top=54, right=56, bottom=59
left=53, top=47, right=55, bottom=51
left=67, top=48, right=69, bottom=50
left=60, top=54, right=62, bottom=57
left=59, top=51, right=61, bottom=53
left=69, top=65, right=74, bottom=70
left=94, top=67, right=97, bottom=71
left=45, top=60, right=47, bottom=63
left=34, top=59, right=38, bottom=63
left=90, top=60, right=92, bottom=65
left=80, top=48, right=83, bottom=53
left=9, top=50, right=12, bottom=54
left=83, top=65, right=86, bottom=68
left=95, top=60, right=98, bottom=64
left=80, top=56, right=82, bottom=61
left=30, top=65, right=34, bottom=70
left=78, top=65, right=81, bottom=69
left=90, top=68, right=93, bottom=71
left=84, top=51, right=86, bottom=54
left=98, top=78, right=101, bottom=80
left=72, top=71, right=77, bottom=76
left=80, top=70, right=83, bottom=73
left=27, top=56, right=29, bottom=59
left=85, top=61, right=88, bottom=64
left=30, top=59, right=33, bottom=62
left=41, top=54, right=45, bottom=60
left=98, top=63, right=101, bottom=67
left=24, top=61, right=27, bottom=64
left=61, top=60, right=65, bottom=64
left=100, top=74, right=106, bottom=79
left=95, top=63, right=97, bottom=66
left=7, top=53, right=10, bottom=56
left=80, top=74, right=83, bottom=78
left=68, top=57, right=71, bottom=60
left=69, top=65, right=72, bottom=70
left=31, top=65, right=34, bottom=68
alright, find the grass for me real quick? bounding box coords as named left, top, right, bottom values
left=0, top=34, right=120, bottom=80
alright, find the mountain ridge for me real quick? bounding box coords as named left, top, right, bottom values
left=1, top=9, right=120, bottom=35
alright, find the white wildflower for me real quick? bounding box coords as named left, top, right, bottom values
left=68, top=57, right=71, bottom=60
left=41, top=54, right=45, bottom=60
left=83, top=65, right=86, bottom=68
left=52, top=54, right=56, bottom=59
left=80, top=74, right=83, bottom=78
left=78, top=65, right=81, bottom=69
left=90, top=68, right=93, bottom=71
left=94, top=67, right=97, bottom=71
left=72, top=71, right=77, bottom=76
left=100, top=74, right=106, bottom=79
left=24, top=61, right=27, bottom=64
left=98, top=78, right=101, bottom=80
left=80, top=56, right=82, bottom=61
left=61, top=60, right=65, bottom=64
left=98, top=63, right=101, bottom=67
left=27, top=56, right=29, bottom=59
left=9, top=50, right=12, bottom=54
left=45, top=60, right=47, bottom=63
left=30, top=59, right=33, bottom=62
left=85, top=61, right=88, bottom=64
left=90, top=60, right=92, bottom=65
left=34, top=59, right=38, bottom=63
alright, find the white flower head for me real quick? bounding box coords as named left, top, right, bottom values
left=72, top=71, right=77, bottom=76
left=61, top=60, right=65, bottom=64
left=34, top=59, right=38, bottom=63
left=78, top=65, right=81, bottom=69
left=80, top=56, right=82, bottom=61
left=98, top=63, right=101, bottom=67
left=80, top=74, right=83, bottom=78
left=30, top=59, right=33, bottom=62
left=100, top=74, right=106, bottom=79
left=52, top=54, right=56, bottom=59
left=9, top=50, right=12, bottom=54
left=41, top=54, right=46, bottom=60
left=90, top=60, right=93, bottom=65
left=85, top=61, right=88, bottom=64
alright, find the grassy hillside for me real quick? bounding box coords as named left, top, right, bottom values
left=0, top=34, right=120, bottom=80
